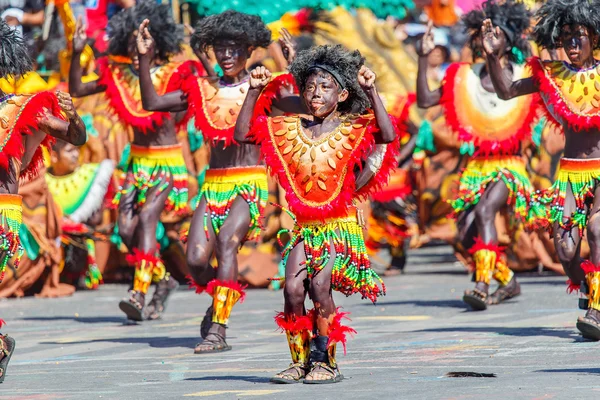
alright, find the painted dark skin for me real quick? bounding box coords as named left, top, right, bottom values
left=0, top=90, right=86, bottom=195
left=483, top=19, right=600, bottom=322
left=68, top=18, right=178, bottom=312
left=136, top=20, right=301, bottom=350
left=416, top=20, right=514, bottom=299
left=235, top=65, right=395, bottom=381
left=0, top=89, right=86, bottom=280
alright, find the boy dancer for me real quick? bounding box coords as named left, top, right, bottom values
left=0, top=20, right=86, bottom=382
left=417, top=0, right=544, bottom=310
left=482, top=0, right=600, bottom=338
left=235, top=45, right=398, bottom=383
left=69, top=1, right=194, bottom=321
left=137, top=11, right=295, bottom=352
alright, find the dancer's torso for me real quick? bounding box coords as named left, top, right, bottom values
left=193, top=77, right=261, bottom=169
left=532, top=58, right=600, bottom=159
left=442, top=62, right=538, bottom=157
left=0, top=93, right=61, bottom=194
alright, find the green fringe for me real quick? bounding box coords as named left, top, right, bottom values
left=450, top=166, right=546, bottom=227
left=416, top=120, right=436, bottom=153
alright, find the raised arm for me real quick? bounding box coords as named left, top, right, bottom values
left=184, top=23, right=217, bottom=78
left=359, top=66, right=396, bottom=144
left=69, top=18, right=104, bottom=97
left=40, top=91, right=87, bottom=146
left=482, top=19, right=538, bottom=100
left=416, top=21, right=442, bottom=108
left=137, top=20, right=189, bottom=112
left=234, top=66, right=272, bottom=144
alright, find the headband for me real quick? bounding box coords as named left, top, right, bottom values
left=308, top=64, right=346, bottom=89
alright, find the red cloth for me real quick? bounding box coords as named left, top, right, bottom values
left=85, top=0, right=112, bottom=53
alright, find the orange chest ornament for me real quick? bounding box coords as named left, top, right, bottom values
left=98, top=59, right=191, bottom=133
left=529, top=58, right=600, bottom=131
left=266, top=115, right=372, bottom=217
left=192, top=78, right=248, bottom=145
left=0, top=92, right=63, bottom=179
left=441, top=62, right=540, bottom=155
left=182, top=73, right=297, bottom=147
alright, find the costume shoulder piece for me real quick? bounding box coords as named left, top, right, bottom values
left=528, top=57, right=600, bottom=131
left=181, top=72, right=296, bottom=147
left=249, top=113, right=398, bottom=220
left=441, top=62, right=541, bottom=155
left=45, top=160, right=115, bottom=223
left=97, top=57, right=196, bottom=133
left=0, top=91, right=64, bottom=180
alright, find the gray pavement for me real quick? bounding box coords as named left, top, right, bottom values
left=0, top=246, right=597, bottom=400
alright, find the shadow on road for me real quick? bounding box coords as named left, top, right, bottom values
left=41, top=336, right=198, bottom=349
left=517, top=279, right=567, bottom=286
left=414, top=326, right=581, bottom=341
left=362, top=299, right=466, bottom=309
left=536, top=368, right=600, bottom=375
left=185, top=376, right=271, bottom=383
left=23, top=316, right=125, bottom=324
left=409, top=254, right=459, bottom=265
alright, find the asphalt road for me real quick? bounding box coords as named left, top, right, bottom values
left=0, top=246, right=597, bottom=400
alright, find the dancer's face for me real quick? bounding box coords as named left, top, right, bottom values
left=213, top=40, right=251, bottom=78
left=302, top=70, right=348, bottom=119
left=51, top=143, right=80, bottom=176
left=560, top=24, right=597, bottom=67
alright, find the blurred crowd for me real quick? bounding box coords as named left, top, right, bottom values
left=0, top=0, right=567, bottom=300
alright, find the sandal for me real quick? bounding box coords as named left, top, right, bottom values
left=0, top=335, right=15, bottom=384
left=194, top=333, right=232, bottom=354
left=144, top=276, right=179, bottom=321
left=200, top=305, right=213, bottom=339
left=304, top=362, right=344, bottom=384
left=463, top=288, right=488, bottom=311
left=577, top=309, right=600, bottom=341
left=487, top=279, right=521, bottom=305
left=270, top=363, right=309, bottom=384
left=119, top=291, right=145, bottom=322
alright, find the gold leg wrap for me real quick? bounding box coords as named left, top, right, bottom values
left=327, top=342, right=337, bottom=369
left=212, top=286, right=242, bottom=325
left=473, top=249, right=497, bottom=285
left=586, top=271, right=600, bottom=311
left=133, top=259, right=166, bottom=294
left=286, top=330, right=311, bottom=365
left=492, top=257, right=514, bottom=286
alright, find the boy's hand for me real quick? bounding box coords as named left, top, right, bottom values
left=73, top=17, right=87, bottom=53
left=358, top=65, right=376, bottom=91
left=249, top=66, right=272, bottom=90
left=136, top=19, right=155, bottom=56
left=417, top=21, right=435, bottom=57
left=481, top=18, right=505, bottom=57
left=57, top=91, right=76, bottom=119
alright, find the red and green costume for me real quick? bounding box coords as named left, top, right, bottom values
left=249, top=112, right=398, bottom=362
left=180, top=74, right=295, bottom=243
left=181, top=74, right=295, bottom=324
left=0, top=92, right=66, bottom=281
left=440, top=62, right=544, bottom=287
left=528, top=57, right=600, bottom=301
left=99, top=58, right=193, bottom=216
left=528, top=58, right=600, bottom=232
left=98, top=57, right=196, bottom=292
